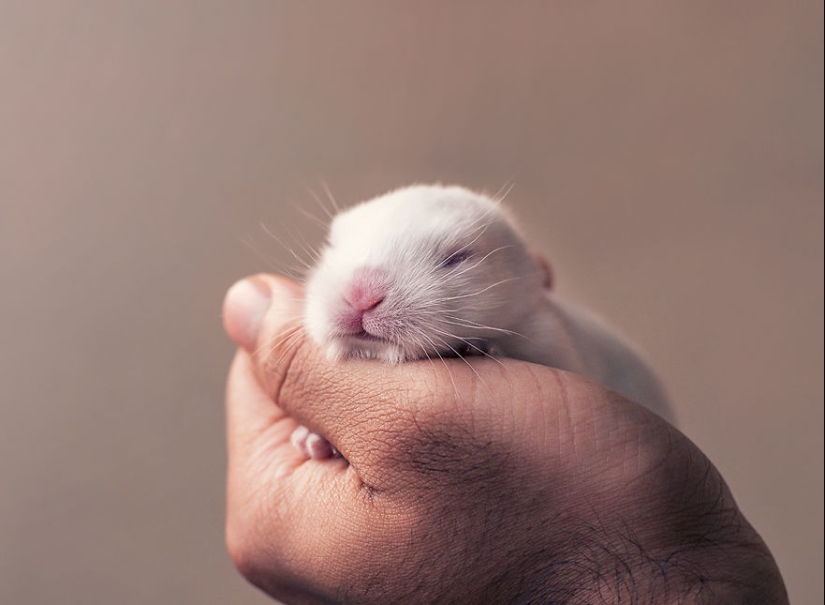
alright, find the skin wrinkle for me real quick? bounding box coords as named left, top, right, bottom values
left=498, top=379, right=521, bottom=449
left=466, top=360, right=480, bottom=440
left=491, top=362, right=526, bottom=449
left=227, top=351, right=286, bottom=446
left=625, top=424, right=677, bottom=493
left=411, top=361, right=538, bottom=464
left=258, top=319, right=308, bottom=407
left=266, top=342, right=380, bottom=471
left=532, top=368, right=552, bottom=459
left=332, top=381, right=378, bottom=450
left=619, top=408, right=670, bottom=489
left=254, top=312, right=304, bottom=364
left=606, top=417, right=646, bottom=482
left=226, top=357, right=302, bottom=521
left=551, top=369, right=579, bottom=469
left=592, top=399, right=672, bottom=494
left=400, top=408, right=572, bottom=602
left=248, top=422, right=299, bottom=480
left=523, top=362, right=556, bottom=458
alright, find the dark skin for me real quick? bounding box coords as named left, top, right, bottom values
left=223, top=274, right=788, bottom=604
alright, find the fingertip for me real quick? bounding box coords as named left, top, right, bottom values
left=223, top=274, right=304, bottom=351
left=223, top=276, right=272, bottom=351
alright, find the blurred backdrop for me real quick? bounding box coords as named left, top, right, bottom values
left=1, top=2, right=822, bottom=604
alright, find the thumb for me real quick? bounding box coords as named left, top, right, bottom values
left=223, top=274, right=305, bottom=353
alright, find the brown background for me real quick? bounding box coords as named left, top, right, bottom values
left=1, top=2, right=822, bottom=604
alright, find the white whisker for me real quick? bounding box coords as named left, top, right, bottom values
left=302, top=181, right=337, bottom=222
left=319, top=179, right=341, bottom=214
left=492, top=179, right=516, bottom=205
left=441, top=316, right=525, bottom=339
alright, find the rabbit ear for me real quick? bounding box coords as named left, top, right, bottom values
left=533, top=251, right=554, bottom=290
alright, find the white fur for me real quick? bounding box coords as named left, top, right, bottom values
left=305, top=185, right=550, bottom=363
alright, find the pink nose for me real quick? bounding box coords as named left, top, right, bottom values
left=344, top=266, right=388, bottom=311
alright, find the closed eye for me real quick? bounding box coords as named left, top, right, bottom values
left=440, top=250, right=471, bottom=268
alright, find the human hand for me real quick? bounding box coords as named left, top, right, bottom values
left=222, top=274, right=787, bottom=604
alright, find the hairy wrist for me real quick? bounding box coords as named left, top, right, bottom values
left=470, top=520, right=786, bottom=605
left=485, top=486, right=790, bottom=605
left=566, top=530, right=783, bottom=604
left=437, top=467, right=788, bottom=604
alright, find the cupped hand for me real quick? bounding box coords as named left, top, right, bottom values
left=222, top=274, right=787, bottom=605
